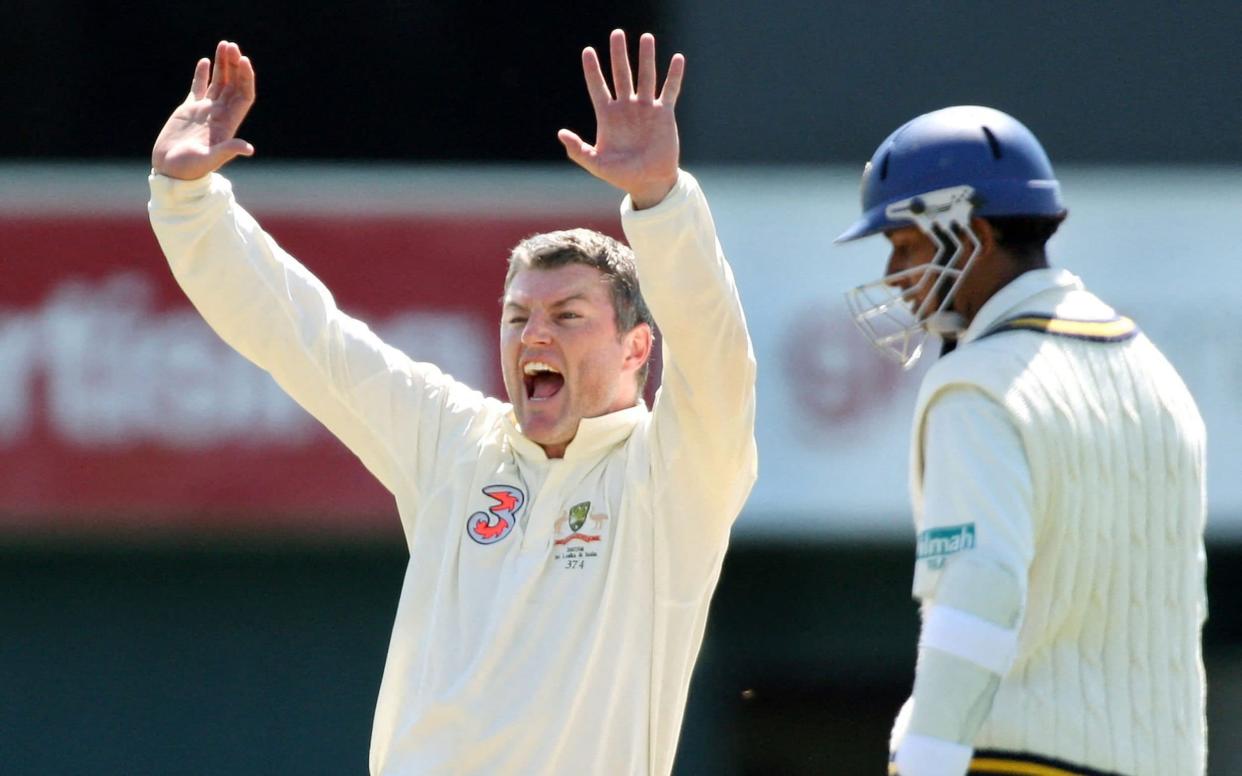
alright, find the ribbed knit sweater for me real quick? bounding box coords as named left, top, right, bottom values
left=910, top=271, right=1207, bottom=775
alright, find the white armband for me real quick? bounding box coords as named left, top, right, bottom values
left=889, top=734, right=973, bottom=776
left=920, top=604, right=1018, bottom=675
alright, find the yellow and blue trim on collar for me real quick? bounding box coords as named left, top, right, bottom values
left=979, top=314, right=1138, bottom=343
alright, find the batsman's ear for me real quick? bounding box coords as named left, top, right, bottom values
left=969, top=216, right=998, bottom=255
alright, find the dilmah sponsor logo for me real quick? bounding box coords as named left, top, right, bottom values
left=553, top=501, right=608, bottom=570
left=916, top=523, right=976, bottom=570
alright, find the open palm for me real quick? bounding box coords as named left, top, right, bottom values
left=152, top=41, right=256, bottom=181
left=559, top=30, right=684, bottom=209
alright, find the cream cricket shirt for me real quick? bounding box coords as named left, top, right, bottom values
left=148, top=170, right=757, bottom=776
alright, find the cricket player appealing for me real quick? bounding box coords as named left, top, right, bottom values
left=836, top=106, right=1207, bottom=776
left=148, top=33, right=756, bottom=775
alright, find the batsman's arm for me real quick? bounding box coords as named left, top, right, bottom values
left=891, top=389, right=1035, bottom=776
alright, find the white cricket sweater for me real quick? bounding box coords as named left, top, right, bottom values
left=148, top=170, right=757, bottom=776
left=909, top=269, right=1207, bottom=775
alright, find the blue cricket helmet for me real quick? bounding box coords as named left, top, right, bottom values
left=835, top=106, right=1065, bottom=243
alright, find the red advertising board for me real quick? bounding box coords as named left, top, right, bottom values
left=1, top=205, right=621, bottom=537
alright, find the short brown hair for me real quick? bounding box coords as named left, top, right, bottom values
left=505, top=228, right=656, bottom=391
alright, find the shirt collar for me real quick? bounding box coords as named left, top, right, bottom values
left=959, top=267, right=1083, bottom=345
left=501, top=403, right=647, bottom=463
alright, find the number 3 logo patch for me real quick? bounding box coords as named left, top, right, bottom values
left=466, top=485, right=525, bottom=545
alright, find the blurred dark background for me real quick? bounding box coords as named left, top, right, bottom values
left=3, top=1, right=1240, bottom=774
left=7, top=542, right=1242, bottom=773
left=6, top=0, right=1242, bottom=165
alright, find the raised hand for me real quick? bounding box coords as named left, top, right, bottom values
left=152, top=41, right=257, bottom=181
left=558, top=30, right=684, bottom=210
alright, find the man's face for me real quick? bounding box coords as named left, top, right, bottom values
left=883, top=225, right=941, bottom=319
left=500, top=264, right=649, bottom=458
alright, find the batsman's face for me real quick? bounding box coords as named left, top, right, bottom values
left=883, top=226, right=941, bottom=317
left=500, top=265, right=648, bottom=459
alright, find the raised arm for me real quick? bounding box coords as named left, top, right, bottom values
left=152, top=40, right=256, bottom=180
left=147, top=43, right=496, bottom=507
left=563, top=31, right=757, bottom=593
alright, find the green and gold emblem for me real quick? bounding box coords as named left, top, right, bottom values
left=568, top=501, right=590, bottom=532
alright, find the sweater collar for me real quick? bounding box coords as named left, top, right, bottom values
left=959, top=268, right=1083, bottom=346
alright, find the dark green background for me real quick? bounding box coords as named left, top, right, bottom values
left=3, top=541, right=1236, bottom=774
left=5, top=1, right=1241, bottom=165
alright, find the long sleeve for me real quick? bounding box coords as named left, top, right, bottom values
left=147, top=172, right=496, bottom=508
left=621, top=171, right=758, bottom=600
left=893, top=388, right=1034, bottom=775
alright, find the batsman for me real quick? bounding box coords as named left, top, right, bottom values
left=837, top=106, right=1207, bottom=776
left=148, top=32, right=756, bottom=775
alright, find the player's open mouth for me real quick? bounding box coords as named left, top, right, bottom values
left=523, top=361, right=565, bottom=401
